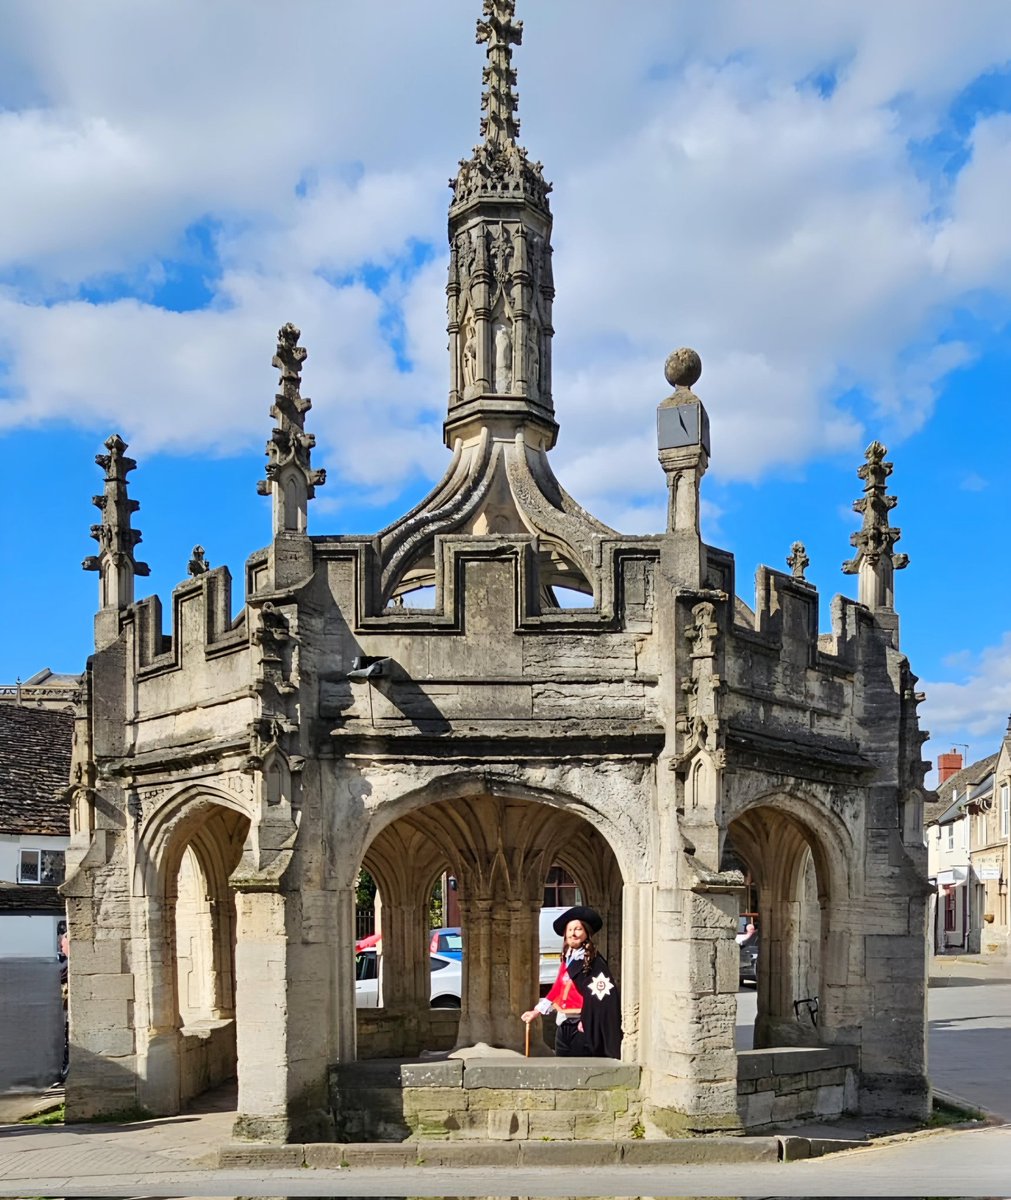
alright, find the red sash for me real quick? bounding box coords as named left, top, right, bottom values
left=545, top=957, right=582, bottom=1013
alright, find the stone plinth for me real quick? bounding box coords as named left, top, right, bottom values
left=330, top=1056, right=641, bottom=1141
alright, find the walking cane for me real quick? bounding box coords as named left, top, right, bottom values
left=524, top=1019, right=531, bottom=1058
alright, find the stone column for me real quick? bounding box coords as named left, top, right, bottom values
left=456, top=894, right=543, bottom=1053
left=232, top=887, right=333, bottom=1143
left=641, top=886, right=741, bottom=1136
left=472, top=226, right=492, bottom=395
left=447, top=239, right=462, bottom=407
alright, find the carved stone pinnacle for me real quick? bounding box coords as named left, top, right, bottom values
left=787, top=541, right=809, bottom=581
left=665, top=348, right=702, bottom=390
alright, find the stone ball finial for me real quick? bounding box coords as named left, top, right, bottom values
left=665, top=347, right=702, bottom=390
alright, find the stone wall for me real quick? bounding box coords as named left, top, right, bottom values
left=179, top=1019, right=236, bottom=1108
left=356, top=1009, right=460, bottom=1060
left=737, top=1046, right=859, bottom=1129
left=330, top=1058, right=642, bottom=1142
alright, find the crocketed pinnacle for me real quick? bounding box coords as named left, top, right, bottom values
left=842, top=441, right=909, bottom=577
left=82, top=433, right=150, bottom=610
left=257, top=323, right=325, bottom=503
left=477, top=0, right=522, bottom=147
left=451, top=0, right=550, bottom=214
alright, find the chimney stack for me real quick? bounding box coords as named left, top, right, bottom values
left=936, top=749, right=963, bottom=784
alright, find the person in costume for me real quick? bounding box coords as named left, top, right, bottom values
left=520, top=904, right=622, bottom=1058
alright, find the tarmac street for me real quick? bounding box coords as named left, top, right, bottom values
left=925, top=968, right=1011, bottom=1118
left=0, top=954, right=1006, bottom=1196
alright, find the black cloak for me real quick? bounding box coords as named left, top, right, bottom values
left=565, top=951, right=622, bottom=1059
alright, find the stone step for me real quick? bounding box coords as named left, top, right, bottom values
left=219, top=1135, right=787, bottom=1169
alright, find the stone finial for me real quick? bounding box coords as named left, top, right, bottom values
left=665, top=347, right=702, bottom=391
left=476, top=0, right=522, bottom=148
left=842, top=440, right=909, bottom=621
left=787, top=541, right=809, bottom=581
left=257, top=323, right=326, bottom=536
left=657, top=348, right=710, bottom=579
left=188, top=546, right=209, bottom=576
left=82, top=434, right=150, bottom=610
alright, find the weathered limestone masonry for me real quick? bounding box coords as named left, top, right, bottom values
left=62, top=0, right=931, bottom=1143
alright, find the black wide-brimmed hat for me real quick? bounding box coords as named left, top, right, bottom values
left=552, top=905, right=603, bottom=937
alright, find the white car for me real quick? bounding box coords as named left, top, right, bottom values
left=354, top=949, right=462, bottom=1008
left=538, top=906, right=570, bottom=990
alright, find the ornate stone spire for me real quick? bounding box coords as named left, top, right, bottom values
left=446, top=0, right=555, bottom=448
left=82, top=434, right=150, bottom=611
left=842, top=441, right=909, bottom=631
left=257, top=323, right=325, bottom=536
left=476, top=0, right=522, bottom=148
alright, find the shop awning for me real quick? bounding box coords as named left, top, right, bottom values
left=934, top=867, right=968, bottom=888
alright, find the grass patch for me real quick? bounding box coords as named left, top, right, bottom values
left=927, top=1096, right=983, bottom=1127
left=18, top=1103, right=64, bottom=1126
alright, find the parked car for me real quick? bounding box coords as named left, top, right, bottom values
left=737, top=916, right=759, bottom=986
left=428, top=926, right=463, bottom=960
left=428, top=951, right=462, bottom=1007
left=429, top=911, right=569, bottom=989
left=354, top=949, right=462, bottom=1008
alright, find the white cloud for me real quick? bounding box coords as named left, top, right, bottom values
left=2, top=1, right=1011, bottom=512
left=960, top=472, right=989, bottom=492
left=921, top=631, right=1011, bottom=755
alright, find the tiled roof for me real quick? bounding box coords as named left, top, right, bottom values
left=0, top=706, right=74, bottom=835
left=924, top=752, right=999, bottom=825
left=0, top=883, right=64, bottom=914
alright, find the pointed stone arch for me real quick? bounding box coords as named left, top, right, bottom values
left=354, top=773, right=627, bottom=1059
left=727, top=791, right=854, bottom=1049
left=130, top=786, right=251, bottom=1113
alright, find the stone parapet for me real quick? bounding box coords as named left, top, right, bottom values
left=737, top=1045, right=860, bottom=1130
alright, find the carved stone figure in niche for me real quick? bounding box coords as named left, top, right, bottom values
left=494, top=321, right=513, bottom=393
left=462, top=313, right=479, bottom=398
left=687, top=601, right=718, bottom=657
left=526, top=326, right=540, bottom=397
left=458, top=231, right=476, bottom=280
left=490, top=226, right=513, bottom=289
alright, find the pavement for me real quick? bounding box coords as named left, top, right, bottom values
left=928, top=948, right=1009, bottom=984
left=0, top=953, right=1006, bottom=1197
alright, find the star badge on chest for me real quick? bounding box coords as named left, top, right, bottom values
left=589, top=972, right=614, bottom=1001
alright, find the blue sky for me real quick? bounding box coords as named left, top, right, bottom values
left=2, top=2, right=1010, bottom=777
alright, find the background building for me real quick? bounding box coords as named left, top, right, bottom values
left=0, top=703, right=74, bottom=1089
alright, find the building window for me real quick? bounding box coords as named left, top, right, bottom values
left=17, top=849, right=66, bottom=886
left=946, top=824, right=954, bottom=852
left=543, top=864, right=582, bottom=908
left=943, top=888, right=957, bottom=932
left=1001, top=784, right=1009, bottom=838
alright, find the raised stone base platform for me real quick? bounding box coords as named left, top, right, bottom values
left=330, top=1056, right=641, bottom=1141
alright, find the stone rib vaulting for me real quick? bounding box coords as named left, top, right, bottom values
left=63, top=0, right=931, bottom=1143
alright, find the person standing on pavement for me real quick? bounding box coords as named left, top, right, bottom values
left=520, top=905, right=622, bottom=1058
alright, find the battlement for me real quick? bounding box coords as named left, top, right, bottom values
left=133, top=565, right=247, bottom=677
